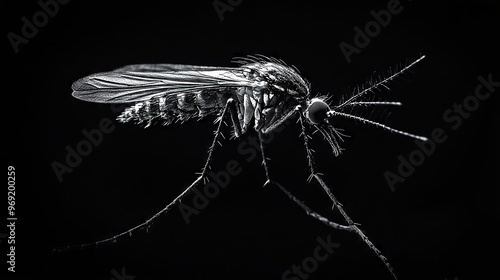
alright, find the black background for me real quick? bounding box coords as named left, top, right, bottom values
left=3, top=1, right=499, bottom=280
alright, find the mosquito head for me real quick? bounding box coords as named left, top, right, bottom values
left=302, top=98, right=343, bottom=156
left=304, top=98, right=331, bottom=125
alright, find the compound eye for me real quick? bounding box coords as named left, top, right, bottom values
left=305, top=98, right=330, bottom=124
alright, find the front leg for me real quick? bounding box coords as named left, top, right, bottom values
left=296, top=105, right=398, bottom=280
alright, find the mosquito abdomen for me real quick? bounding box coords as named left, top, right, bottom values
left=117, top=90, right=234, bottom=127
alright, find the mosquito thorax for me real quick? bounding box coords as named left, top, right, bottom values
left=305, top=98, right=331, bottom=124
left=244, top=61, right=310, bottom=100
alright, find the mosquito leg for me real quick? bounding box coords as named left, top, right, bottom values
left=274, top=182, right=355, bottom=232
left=54, top=99, right=236, bottom=252
left=296, top=105, right=398, bottom=280
left=257, top=131, right=354, bottom=232
left=257, top=131, right=272, bottom=186
left=227, top=97, right=242, bottom=138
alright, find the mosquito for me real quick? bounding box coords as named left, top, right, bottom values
left=63, top=54, right=427, bottom=279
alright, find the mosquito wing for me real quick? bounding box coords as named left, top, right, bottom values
left=71, top=64, right=256, bottom=104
